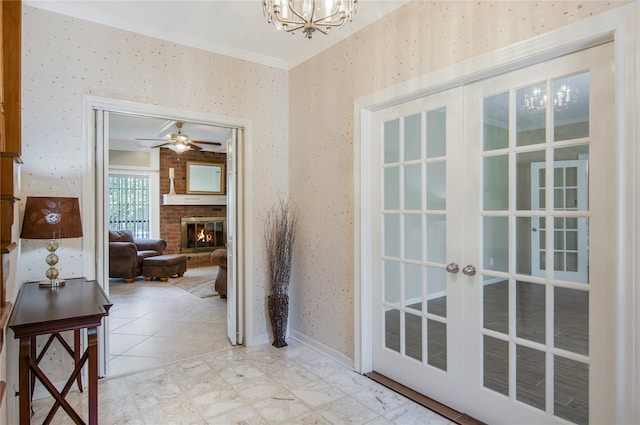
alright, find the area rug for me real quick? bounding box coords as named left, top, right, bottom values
left=169, top=273, right=218, bottom=298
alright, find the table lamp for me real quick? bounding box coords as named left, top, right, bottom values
left=20, top=196, right=83, bottom=287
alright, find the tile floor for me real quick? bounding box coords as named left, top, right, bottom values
left=107, top=266, right=231, bottom=377
left=30, top=267, right=452, bottom=425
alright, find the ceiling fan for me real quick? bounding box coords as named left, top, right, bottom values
left=135, top=121, right=222, bottom=154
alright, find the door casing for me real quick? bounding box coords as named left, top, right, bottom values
left=81, top=95, right=254, bottom=375
left=354, top=4, right=639, bottom=424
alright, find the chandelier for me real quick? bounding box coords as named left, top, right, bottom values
left=521, top=82, right=579, bottom=114
left=263, top=0, right=358, bottom=39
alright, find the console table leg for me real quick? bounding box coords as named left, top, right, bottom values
left=87, top=327, right=98, bottom=425
left=74, top=329, right=83, bottom=392
left=18, top=337, right=31, bottom=425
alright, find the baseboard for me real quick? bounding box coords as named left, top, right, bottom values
left=246, top=330, right=355, bottom=372
left=289, top=329, right=354, bottom=370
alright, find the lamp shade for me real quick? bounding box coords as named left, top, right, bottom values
left=21, top=197, right=83, bottom=240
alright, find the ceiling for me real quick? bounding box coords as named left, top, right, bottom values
left=108, top=113, right=232, bottom=153
left=25, top=0, right=409, bottom=153
left=25, top=0, right=409, bottom=70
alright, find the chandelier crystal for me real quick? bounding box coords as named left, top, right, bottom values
left=521, top=82, right=579, bottom=114
left=263, top=0, right=358, bottom=39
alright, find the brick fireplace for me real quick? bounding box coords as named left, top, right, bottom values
left=159, top=149, right=227, bottom=266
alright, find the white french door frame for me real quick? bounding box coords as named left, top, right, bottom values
left=81, top=96, right=254, bottom=375
left=354, top=4, right=639, bottom=424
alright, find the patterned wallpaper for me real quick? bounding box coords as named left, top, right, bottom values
left=19, top=1, right=630, bottom=370
left=21, top=5, right=288, bottom=347
left=287, top=1, right=628, bottom=360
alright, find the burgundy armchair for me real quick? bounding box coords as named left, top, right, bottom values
left=109, top=230, right=167, bottom=282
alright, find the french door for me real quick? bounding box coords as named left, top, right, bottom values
left=370, top=42, right=615, bottom=424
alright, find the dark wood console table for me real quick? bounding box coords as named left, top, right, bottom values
left=8, top=278, right=112, bottom=424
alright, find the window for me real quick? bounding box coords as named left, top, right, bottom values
left=109, top=174, right=151, bottom=238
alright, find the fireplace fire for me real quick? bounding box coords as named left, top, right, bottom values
left=181, top=217, right=226, bottom=253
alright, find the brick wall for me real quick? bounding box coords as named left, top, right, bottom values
left=159, top=148, right=227, bottom=261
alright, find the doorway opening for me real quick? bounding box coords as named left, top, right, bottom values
left=82, top=96, right=250, bottom=378
left=106, top=111, right=237, bottom=376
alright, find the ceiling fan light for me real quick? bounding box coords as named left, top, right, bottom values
left=168, top=142, right=192, bottom=154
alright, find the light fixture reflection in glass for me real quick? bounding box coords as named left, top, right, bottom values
left=521, top=81, right=579, bottom=114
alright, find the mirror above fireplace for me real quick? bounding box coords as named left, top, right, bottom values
left=187, top=161, right=225, bottom=195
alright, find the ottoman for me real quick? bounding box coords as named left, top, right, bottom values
left=210, top=249, right=227, bottom=298
left=142, top=254, right=187, bottom=282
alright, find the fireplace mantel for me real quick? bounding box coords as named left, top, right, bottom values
left=162, top=194, right=227, bottom=206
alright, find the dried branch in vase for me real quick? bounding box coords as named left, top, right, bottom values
left=264, top=197, right=298, bottom=297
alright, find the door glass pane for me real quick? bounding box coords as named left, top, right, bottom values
left=554, top=287, right=589, bottom=356
left=539, top=216, right=546, bottom=269
left=554, top=72, right=589, bottom=142
left=483, top=92, right=509, bottom=151
left=516, top=150, right=545, bottom=211
left=405, top=313, right=422, bottom=361
left=484, top=335, right=508, bottom=396
left=426, top=161, right=446, bottom=210
left=553, top=217, right=588, bottom=283
left=428, top=319, right=447, bottom=371
left=383, top=214, right=400, bottom=257
left=404, top=263, right=422, bottom=311
left=384, top=260, right=400, bottom=304
left=539, top=172, right=546, bottom=209
left=384, top=119, right=400, bottom=164
left=483, top=216, right=508, bottom=272
left=555, top=356, right=589, bottom=425
left=516, top=281, right=545, bottom=344
left=384, top=307, right=400, bottom=353
left=384, top=257, right=401, bottom=353
left=384, top=167, right=400, bottom=210
left=483, top=155, right=508, bottom=211
left=404, top=113, right=421, bottom=161
left=517, top=83, right=546, bottom=146
left=426, top=214, right=446, bottom=263
left=404, top=164, right=421, bottom=210
left=484, top=277, right=508, bottom=334
left=426, top=108, right=446, bottom=158
left=404, top=214, right=422, bottom=261
left=516, top=217, right=533, bottom=276
left=516, top=345, right=545, bottom=411
left=426, top=267, right=446, bottom=318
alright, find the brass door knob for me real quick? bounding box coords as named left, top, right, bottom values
left=462, top=265, right=477, bottom=276
left=446, top=263, right=459, bottom=273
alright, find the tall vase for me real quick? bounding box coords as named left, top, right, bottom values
left=268, top=293, right=289, bottom=348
